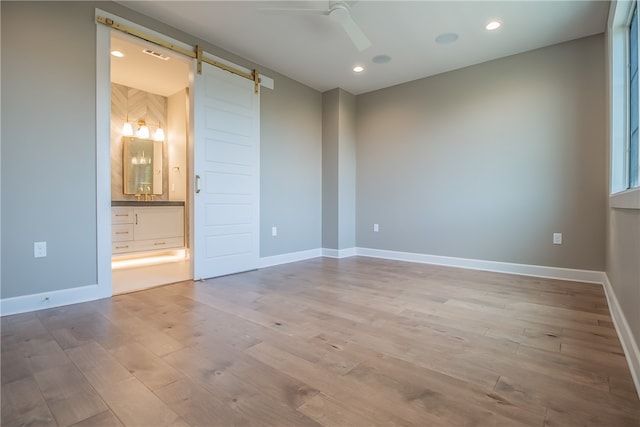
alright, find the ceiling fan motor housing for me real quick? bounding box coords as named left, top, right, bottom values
left=329, top=3, right=350, bottom=22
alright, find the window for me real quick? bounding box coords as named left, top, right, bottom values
left=609, top=0, right=640, bottom=208
left=630, top=3, right=639, bottom=188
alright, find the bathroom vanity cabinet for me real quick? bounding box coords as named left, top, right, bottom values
left=111, top=205, right=184, bottom=254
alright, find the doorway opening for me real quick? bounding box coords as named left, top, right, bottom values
left=109, top=31, right=192, bottom=294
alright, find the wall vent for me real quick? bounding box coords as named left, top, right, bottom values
left=142, top=48, right=170, bottom=61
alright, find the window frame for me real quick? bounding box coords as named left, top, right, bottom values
left=609, top=0, right=640, bottom=209
left=629, top=2, right=639, bottom=188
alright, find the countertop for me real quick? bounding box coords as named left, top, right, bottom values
left=111, top=200, right=185, bottom=207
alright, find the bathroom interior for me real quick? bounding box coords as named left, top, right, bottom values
left=110, top=32, right=192, bottom=294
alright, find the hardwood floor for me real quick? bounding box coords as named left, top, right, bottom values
left=2, top=257, right=639, bottom=426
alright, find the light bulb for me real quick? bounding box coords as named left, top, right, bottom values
left=154, top=127, right=165, bottom=141
left=122, top=122, right=133, bottom=136
left=486, top=20, right=502, bottom=31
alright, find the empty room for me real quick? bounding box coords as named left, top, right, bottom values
left=1, top=1, right=639, bottom=426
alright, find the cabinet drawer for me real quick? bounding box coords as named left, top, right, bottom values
left=112, top=208, right=134, bottom=224
left=112, top=242, right=135, bottom=254
left=112, top=224, right=134, bottom=242
left=133, top=236, right=184, bottom=252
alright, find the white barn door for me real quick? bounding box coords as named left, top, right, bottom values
left=193, top=62, right=260, bottom=280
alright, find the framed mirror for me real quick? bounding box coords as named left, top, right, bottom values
left=123, top=137, right=163, bottom=195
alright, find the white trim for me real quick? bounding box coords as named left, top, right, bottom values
left=602, top=274, right=640, bottom=399
left=259, top=248, right=323, bottom=268
left=261, top=246, right=605, bottom=284
left=355, top=247, right=606, bottom=284
left=0, top=285, right=109, bottom=317
left=96, top=15, right=113, bottom=299
left=610, top=186, right=640, bottom=209
left=608, top=0, right=637, bottom=194
left=322, top=247, right=357, bottom=259
left=0, top=2, right=3, bottom=299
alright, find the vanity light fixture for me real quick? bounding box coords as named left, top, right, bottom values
left=122, top=122, right=133, bottom=137
left=154, top=126, right=165, bottom=142
left=136, top=120, right=150, bottom=139
left=123, top=118, right=164, bottom=140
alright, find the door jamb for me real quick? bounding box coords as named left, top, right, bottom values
left=96, top=9, right=272, bottom=293
left=96, top=9, right=198, bottom=292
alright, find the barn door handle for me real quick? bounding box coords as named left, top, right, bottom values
left=195, top=174, right=201, bottom=194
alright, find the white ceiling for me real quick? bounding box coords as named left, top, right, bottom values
left=111, top=31, right=191, bottom=97
left=115, top=0, right=609, bottom=95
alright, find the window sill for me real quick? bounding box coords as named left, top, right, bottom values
left=610, top=187, right=640, bottom=209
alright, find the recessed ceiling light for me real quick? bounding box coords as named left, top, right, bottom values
left=435, top=33, right=459, bottom=45
left=353, top=66, right=364, bottom=73
left=485, top=20, right=502, bottom=31
left=372, top=54, right=392, bottom=64
left=111, top=50, right=125, bottom=58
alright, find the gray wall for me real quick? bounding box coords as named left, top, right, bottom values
left=1, top=2, right=98, bottom=299
left=322, top=90, right=340, bottom=249
left=356, top=35, right=606, bottom=271
left=322, top=89, right=356, bottom=250
left=1, top=1, right=323, bottom=299
left=338, top=90, right=357, bottom=250
left=261, top=72, right=322, bottom=257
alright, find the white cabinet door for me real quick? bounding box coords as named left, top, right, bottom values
left=193, top=62, right=260, bottom=280
left=134, top=207, right=184, bottom=241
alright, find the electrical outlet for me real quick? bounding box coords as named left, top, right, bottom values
left=553, top=233, right=562, bottom=245
left=271, top=226, right=277, bottom=236
left=373, top=224, right=379, bottom=232
left=34, top=241, right=47, bottom=258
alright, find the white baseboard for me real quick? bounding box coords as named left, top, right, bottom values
left=602, top=274, right=640, bottom=399
left=0, top=284, right=110, bottom=317
left=259, top=248, right=323, bottom=268
left=355, top=247, right=606, bottom=284
left=322, top=247, right=357, bottom=258
left=262, top=246, right=606, bottom=284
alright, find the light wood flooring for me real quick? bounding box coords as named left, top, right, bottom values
left=2, top=257, right=639, bottom=426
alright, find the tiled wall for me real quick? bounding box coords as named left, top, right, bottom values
left=111, top=83, right=169, bottom=201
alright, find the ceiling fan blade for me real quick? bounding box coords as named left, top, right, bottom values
left=259, top=8, right=328, bottom=16
left=339, top=15, right=371, bottom=52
